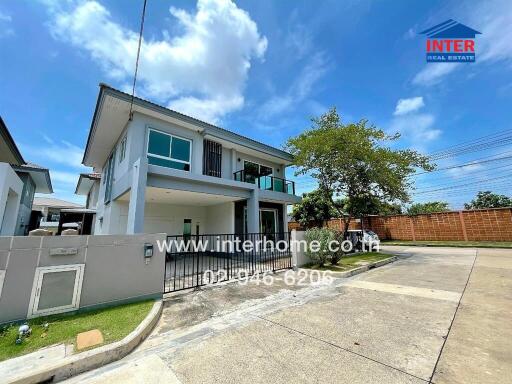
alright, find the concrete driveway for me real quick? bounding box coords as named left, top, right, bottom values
left=65, top=246, right=512, bottom=384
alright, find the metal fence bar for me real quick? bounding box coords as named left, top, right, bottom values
left=163, top=232, right=292, bottom=293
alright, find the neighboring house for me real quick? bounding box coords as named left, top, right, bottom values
left=0, top=117, right=53, bottom=236
left=81, top=84, right=300, bottom=236
left=75, top=173, right=101, bottom=211
left=30, top=197, right=83, bottom=234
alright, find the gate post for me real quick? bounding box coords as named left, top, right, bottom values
left=291, top=229, right=298, bottom=271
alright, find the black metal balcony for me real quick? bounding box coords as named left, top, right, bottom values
left=233, top=170, right=296, bottom=195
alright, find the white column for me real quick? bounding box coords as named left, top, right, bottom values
left=127, top=158, right=148, bottom=234
left=246, top=188, right=259, bottom=233
left=282, top=203, right=289, bottom=233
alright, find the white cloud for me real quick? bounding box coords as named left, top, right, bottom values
left=0, top=10, right=11, bottom=22
left=390, top=113, right=441, bottom=149
left=284, top=11, right=313, bottom=60
left=446, top=163, right=484, bottom=178
left=394, top=96, right=425, bottom=116
left=412, top=0, right=512, bottom=86
left=258, top=52, right=329, bottom=119
left=50, top=170, right=80, bottom=185
left=412, top=63, right=459, bottom=86
left=0, top=10, right=14, bottom=38
left=40, top=141, right=85, bottom=169
left=44, top=0, right=267, bottom=123
left=21, top=140, right=86, bottom=170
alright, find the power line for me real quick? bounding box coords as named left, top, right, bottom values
left=413, top=183, right=512, bottom=198
left=128, top=0, right=148, bottom=121
left=413, top=173, right=512, bottom=195
left=430, top=137, right=512, bottom=160
left=413, top=163, right=512, bottom=186
left=428, top=128, right=512, bottom=159
left=412, top=152, right=512, bottom=176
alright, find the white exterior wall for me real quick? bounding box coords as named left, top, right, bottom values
left=92, top=111, right=297, bottom=235
left=96, top=200, right=235, bottom=236
left=204, top=202, right=235, bottom=234
left=87, top=181, right=100, bottom=209
left=0, top=163, right=23, bottom=236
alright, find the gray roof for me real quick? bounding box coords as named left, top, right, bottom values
left=0, top=116, right=25, bottom=165
left=11, top=163, right=53, bottom=193
left=83, top=84, right=294, bottom=165
left=33, top=197, right=83, bottom=209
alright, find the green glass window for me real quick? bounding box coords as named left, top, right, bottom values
left=148, top=130, right=171, bottom=157
left=171, top=137, right=190, bottom=162
left=148, top=156, right=189, bottom=171
left=147, top=129, right=191, bottom=171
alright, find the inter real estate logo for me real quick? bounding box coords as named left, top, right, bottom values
left=420, top=19, right=481, bottom=63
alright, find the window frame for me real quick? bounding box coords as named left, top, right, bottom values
left=27, top=264, right=85, bottom=318
left=119, top=135, right=127, bottom=163
left=146, top=128, right=192, bottom=171
left=103, top=151, right=115, bottom=204
left=243, top=160, right=273, bottom=177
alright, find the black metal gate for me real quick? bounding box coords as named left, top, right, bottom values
left=164, top=232, right=292, bottom=293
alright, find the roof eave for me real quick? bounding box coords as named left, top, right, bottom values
left=0, top=116, right=25, bottom=165
left=84, top=84, right=295, bottom=165
left=11, top=165, right=53, bottom=194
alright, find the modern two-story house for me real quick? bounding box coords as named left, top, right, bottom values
left=0, top=117, right=53, bottom=236
left=80, top=84, right=300, bottom=236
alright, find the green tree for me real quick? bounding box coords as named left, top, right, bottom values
left=376, top=201, right=403, bottom=216
left=286, top=108, right=433, bottom=234
left=464, top=191, right=512, bottom=210
left=407, top=201, right=450, bottom=215
left=291, top=189, right=338, bottom=228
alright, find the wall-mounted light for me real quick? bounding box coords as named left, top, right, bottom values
left=144, top=243, right=153, bottom=258
left=237, top=158, right=241, bottom=162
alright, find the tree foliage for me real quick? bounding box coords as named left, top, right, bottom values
left=407, top=201, right=450, bottom=215
left=287, top=108, right=433, bottom=233
left=291, top=189, right=338, bottom=228
left=464, top=191, right=512, bottom=210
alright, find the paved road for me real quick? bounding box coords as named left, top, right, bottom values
left=66, top=246, right=512, bottom=384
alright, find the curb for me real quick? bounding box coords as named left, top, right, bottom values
left=300, top=256, right=398, bottom=278
left=6, top=300, right=163, bottom=384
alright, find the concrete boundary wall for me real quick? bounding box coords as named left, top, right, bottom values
left=289, top=207, right=512, bottom=241
left=0, top=233, right=166, bottom=324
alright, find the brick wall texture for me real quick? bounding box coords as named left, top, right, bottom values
left=288, top=207, right=512, bottom=241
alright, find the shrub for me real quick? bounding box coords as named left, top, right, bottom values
left=305, top=227, right=337, bottom=266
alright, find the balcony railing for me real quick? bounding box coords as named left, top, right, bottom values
left=233, top=170, right=295, bottom=195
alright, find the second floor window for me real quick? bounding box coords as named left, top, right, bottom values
left=119, top=135, right=127, bottom=163
left=104, top=151, right=115, bottom=204
left=147, top=129, right=191, bottom=171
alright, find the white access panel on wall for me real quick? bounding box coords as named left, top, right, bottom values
left=27, top=264, right=85, bottom=318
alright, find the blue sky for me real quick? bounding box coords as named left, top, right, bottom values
left=1, top=0, right=511, bottom=208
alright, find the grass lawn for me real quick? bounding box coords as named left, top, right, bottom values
left=0, top=300, right=154, bottom=362
left=305, top=252, right=394, bottom=272
left=382, top=240, right=512, bottom=248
